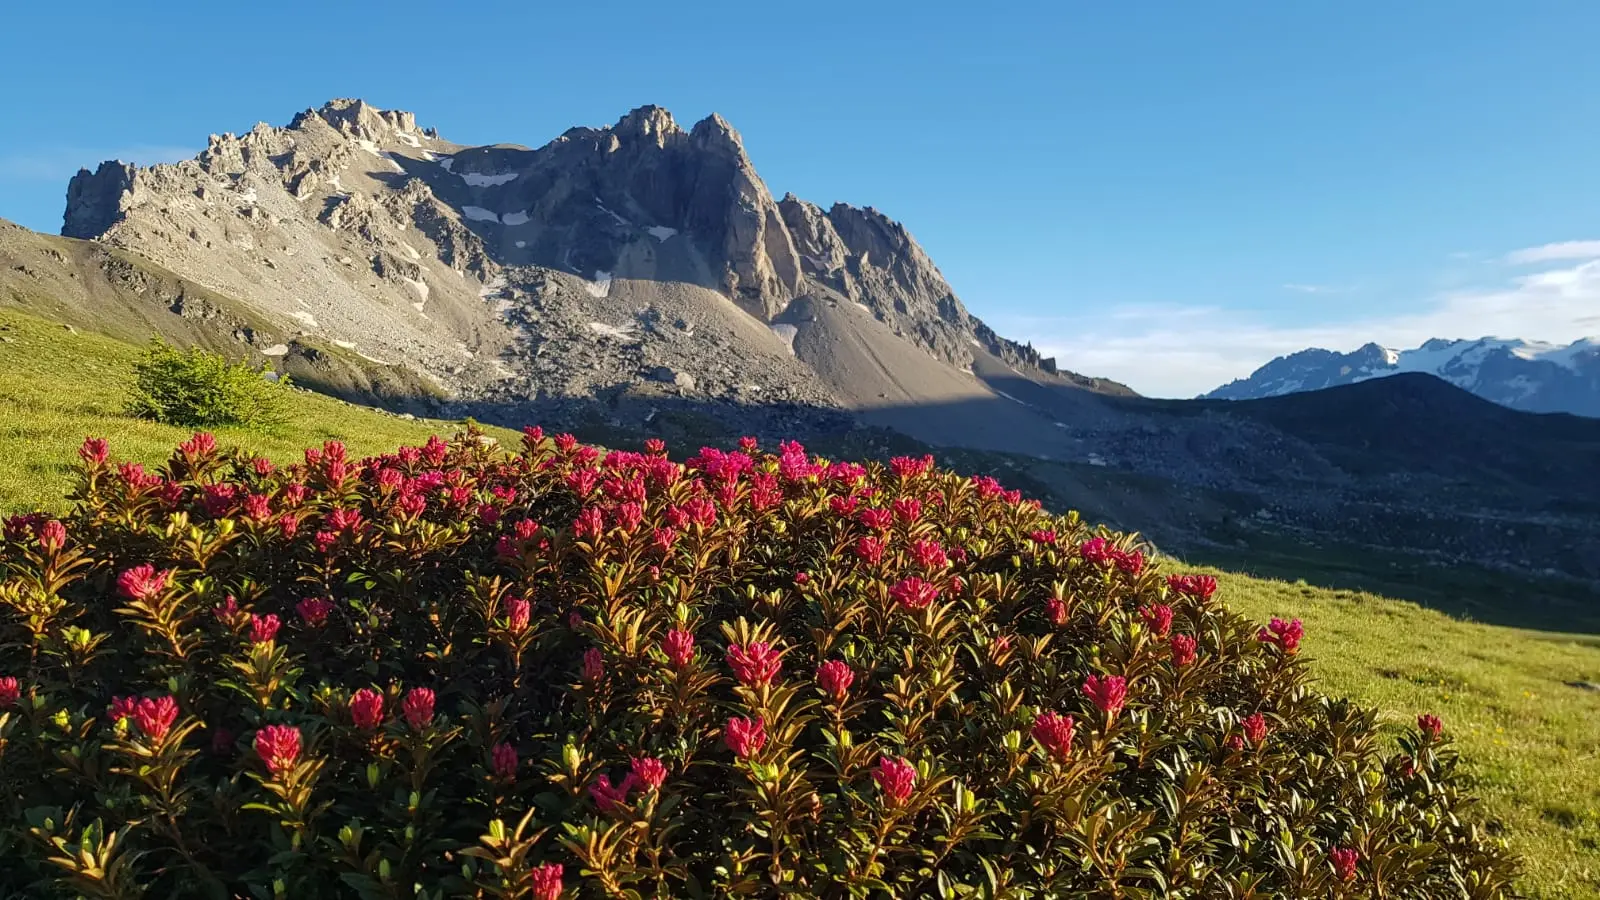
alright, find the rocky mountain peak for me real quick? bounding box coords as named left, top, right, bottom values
left=53, top=97, right=1121, bottom=439
left=613, top=105, right=682, bottom=146
left=294, top=98, right=420, bottom=141
left=689, top=112, right=744, bottom=152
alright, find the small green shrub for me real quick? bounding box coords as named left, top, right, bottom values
left=126, top=339, right=289, bottom=429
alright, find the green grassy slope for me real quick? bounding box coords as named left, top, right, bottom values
left=1215, top=568, right=1600, bottom=898
left=0, top=309, right=514, bottom=514
left=2, top=306, right=1597, bottom=896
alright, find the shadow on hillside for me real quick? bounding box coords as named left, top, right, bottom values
left=1172, top=533, right=1600, bottom=637
left=408, top=381, right=1600, bottom=636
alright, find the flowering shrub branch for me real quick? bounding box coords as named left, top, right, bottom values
left=0, top=429, right=1518, bottom=896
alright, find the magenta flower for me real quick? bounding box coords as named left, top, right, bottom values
left=1046, top=597, right=1068, bottom=627
left=249, top=613, right=281, bottom=645
left=1242, top=712, right=1269, bottom=746
left=132, top=696, right=179, bottom=740
left=1418, top=713, right=1443, bottom=741
left=1257, top=617, right=1305, bottom=654
left=853, top=536, right=886, bottom=565
left=108, top=696, right=139, bottom=723
left=296, top=597, right=333, bottom=628
left=117, top=565, right=171, bottom=601
left=212, top=595, right=240, bottom=624
left=631, top=756, right=668, bottom=791
left=1139, top=604, right=1174, bottom=637
left=492, top=742, right=518, bottom=780
left=402, top=687, right=435, bottom=730
left=816, top=660, right=855, bottom=702
left=890, top=576, right=940, bottom=611
left=243, top=494, right=272, bottom=521
left=873, top=755, right=916, bottom=806
left=588, top=773, right=636, bottom=813
left=1167, top=573, right=1219, bottom=600
left=573, top=507, right=604, bottom=539
left=857, top=508, right=893, bottom=531
left=1330, top=847, right=1359, bottom=882
left=179, top=431, right=217, bottom=459
left=350, top=689, right=384, bottom=731
left=37, top=520, right=66, bottom=553
left=79, top=436, right=110, bottom=466
left=504, top=597, right=532, bottom=634
left=651, top=527, right=679, bottom=556
left=530, top=862, right=563, bottom=900
left=1170, top=634, right=1198, bottom=667
left=582, top=648, right=605, bottom=683
left=1079, top=537, right=1117, bottom=566
left=889, top=454, right=933, bottom=478
left=909, top=539, right=948, bottom=570
left=891, top=496, right=921, bottom=524
left=0, top=677, right=20, bottom=707
left=726, top=641, right=783, bottom=687
left=662, top=629, right=695, bottom=669
left=724, top=715, right=767, bottom=758
left=1031, top=711, right=1075, bottom=760
left=1083, top=674, right=1128, bottom=718
left=255, top=725, right=302, bottom=776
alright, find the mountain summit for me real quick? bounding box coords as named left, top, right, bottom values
left=1204, top=336, right=1600, bottom=417
left=60, top=99, right=1124, bottom=436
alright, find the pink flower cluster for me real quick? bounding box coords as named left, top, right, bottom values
left=1078, top=537, right=1145, bottom=575
left=1257, top=617, right=1305, bottom=654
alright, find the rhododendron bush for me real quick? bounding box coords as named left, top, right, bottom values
left=0, top=428, right=1517, bottom=898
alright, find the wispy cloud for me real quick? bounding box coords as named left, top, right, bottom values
left=1281, top=282, right=1341, bottom=294
left=1503, top=240, right=1600, bottom=265
left=0, top=145, right=194, bottom=181
left=996, top=252, right=1600, bottom=400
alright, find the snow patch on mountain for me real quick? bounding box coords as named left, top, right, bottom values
left=1205, top=337, right=1600, bottom=417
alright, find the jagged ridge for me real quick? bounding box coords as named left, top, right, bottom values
left=60, top=99, right=1123, bottom=414
left=1206, top=336, right=1600, bottom=417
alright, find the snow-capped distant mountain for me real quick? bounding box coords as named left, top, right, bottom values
left=1203, top=337, right=1600, bottom=417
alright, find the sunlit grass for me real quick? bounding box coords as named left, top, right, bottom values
left=0, top=309, right=516, bottom=514
left=1205, top=566, right=1600, bottom=899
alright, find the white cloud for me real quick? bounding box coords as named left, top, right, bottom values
left=1000, top=254, right=1600, bottom=400
left=1503, top=240, right=1600, bottom=265
left=1282, top=283, right=1339, bottom=294
left=0, top=145, right=195, bottom=181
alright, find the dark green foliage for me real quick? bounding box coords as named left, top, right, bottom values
left=0, top=429, right=1521, bottom=898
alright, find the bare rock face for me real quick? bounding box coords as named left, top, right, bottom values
left=55, top=96, right=1126, bottom=430
left=63, top=162, right=137, bottom=240
left=684, top=114, right=801, bottom=318
left=780, top=195, right=972, bottom=366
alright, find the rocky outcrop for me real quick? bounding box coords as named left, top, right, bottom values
left=780, top=195, right=972, bottom=366
left=62, top=161, right=137, bottom=240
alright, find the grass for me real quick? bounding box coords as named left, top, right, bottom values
left=0, top=308, right=515, bottom=514
left=1210, top=566, right=1600, bottom=899
left=2, top=306, right=1597, bottom=896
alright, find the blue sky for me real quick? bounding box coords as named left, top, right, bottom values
left=3, top=1, right=1598, bottom=397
